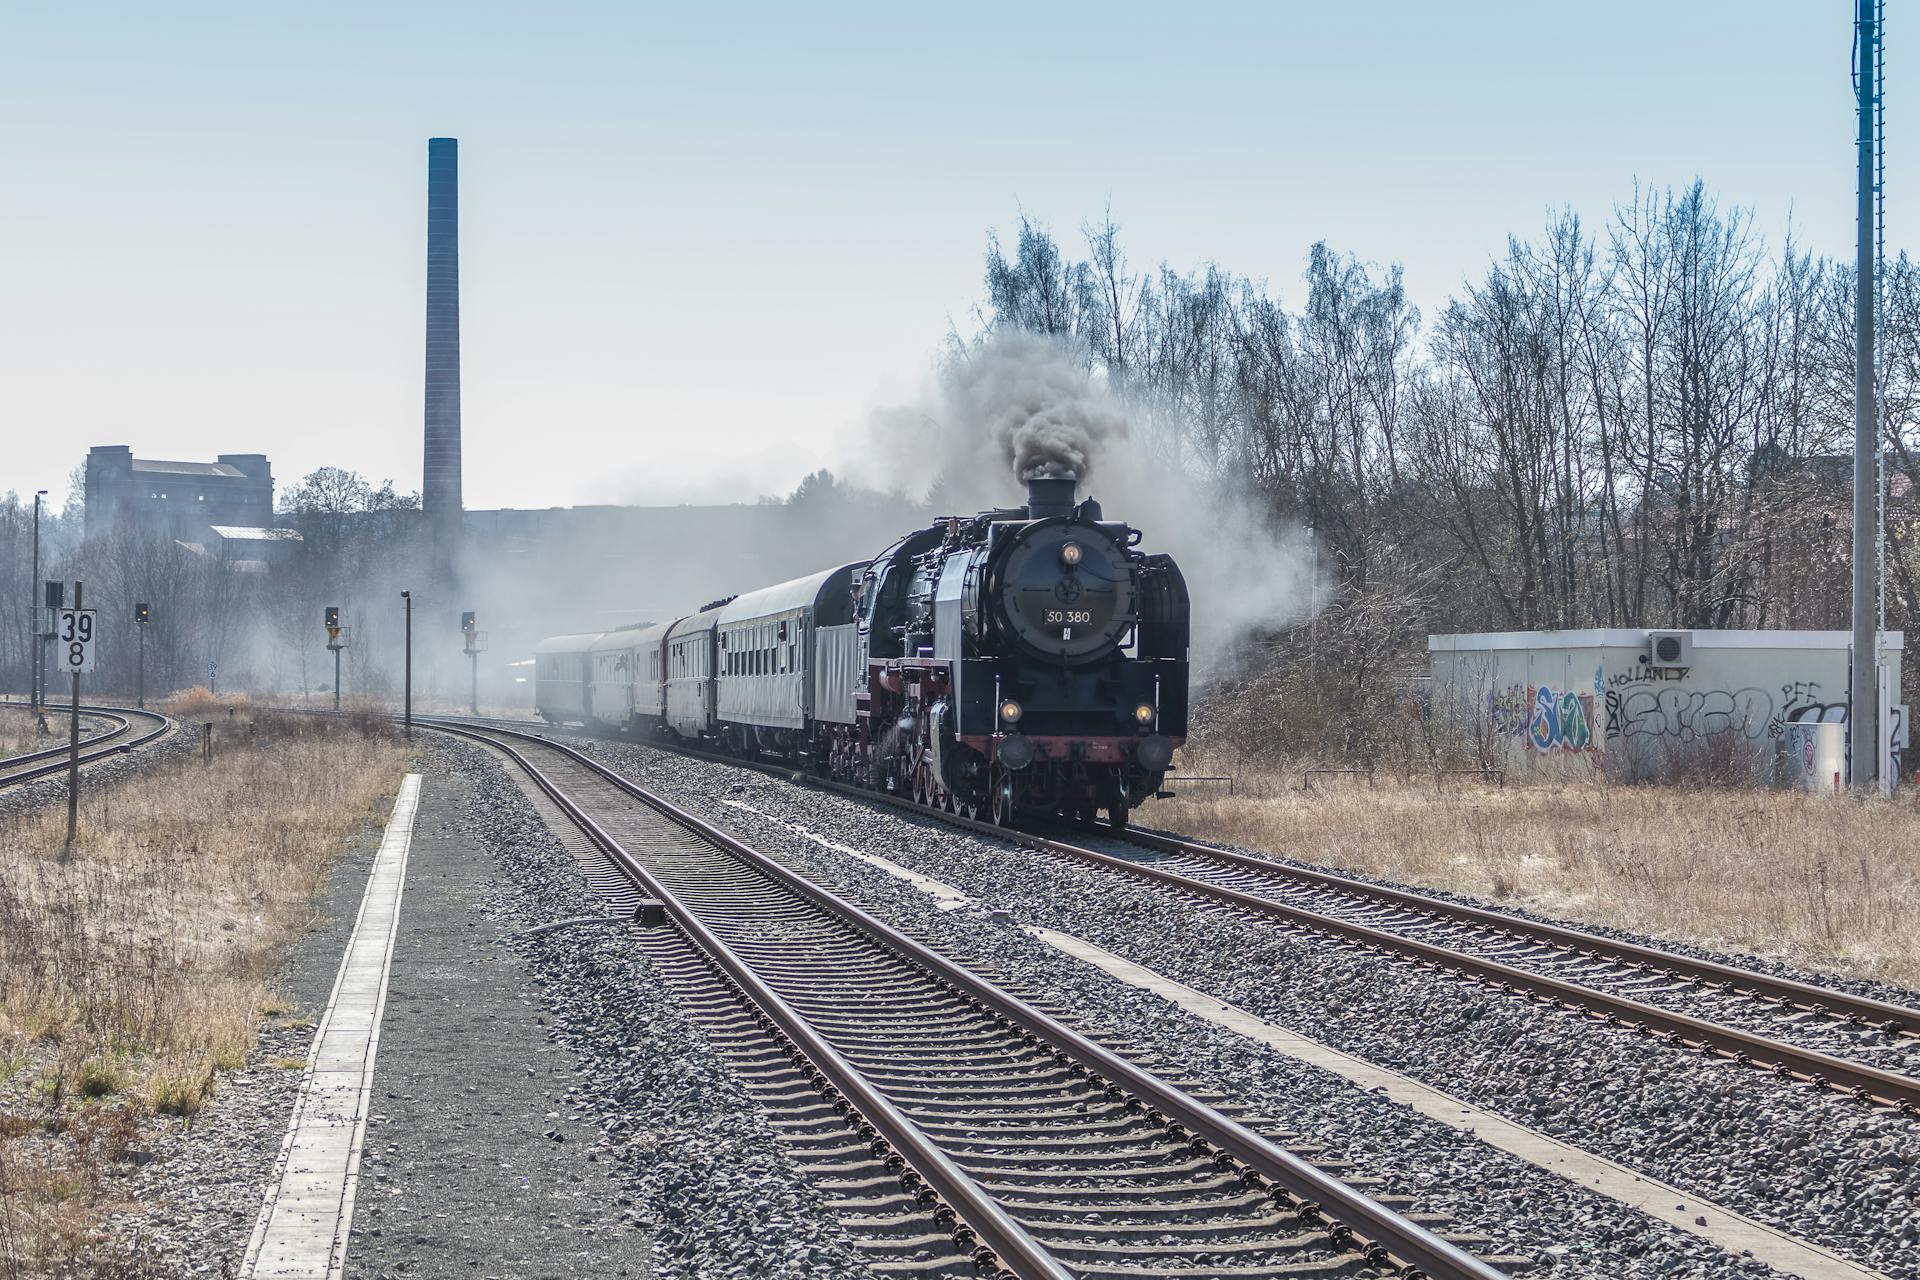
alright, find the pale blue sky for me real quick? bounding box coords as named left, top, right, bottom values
left=0, top=3, right=1895, bottom=510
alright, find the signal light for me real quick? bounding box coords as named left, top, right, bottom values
left=461, top=611, right=476, bottom=633
left=135, top=603, right=151, bottom=625
left=324, top=606, right=340, bottom=629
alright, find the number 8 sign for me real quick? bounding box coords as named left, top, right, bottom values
left=57, top=608, right=96, bottom=674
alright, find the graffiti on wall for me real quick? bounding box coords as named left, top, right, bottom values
left=1600, top=677, right=1906, bottom=773
left=1490, top=666, right=1604, bottom=754
left=1479, top=661, right=1908, bottom=774
left=1605, top=685, right=1775, bottom=742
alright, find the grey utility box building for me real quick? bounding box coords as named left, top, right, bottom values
left=1427, top=630, right=1906, bottom=783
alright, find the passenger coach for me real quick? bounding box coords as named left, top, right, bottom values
left=713, top=562, right=865, bottom=758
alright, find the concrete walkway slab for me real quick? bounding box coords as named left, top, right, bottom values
left=240, top=774, right=422, bottom=1280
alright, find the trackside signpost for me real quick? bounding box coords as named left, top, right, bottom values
left=325, top=606, right=349, bottom=713
left=56, top=583, right=95, bottom=851
left=461, top=611, right=486, bottom=716
left=134, top=602, right=151, bottom=709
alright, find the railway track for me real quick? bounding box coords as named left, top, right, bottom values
left=0, top=702, right=172, bottom=787
left=424, top=717, right=1511, bottom=1280
left=890, top=793, right=1920, bottom=1115
left=1058, top=821, right=1920, bottom=1087
left=444, top=713, right=1920, bottom=1117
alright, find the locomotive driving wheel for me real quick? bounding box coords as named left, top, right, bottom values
left=989, top=770, right=1016, bottom=827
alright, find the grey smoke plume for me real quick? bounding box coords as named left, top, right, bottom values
left=945, top=329, right=1130, bottom=483
left=852, top=329, right=1325, bottom=666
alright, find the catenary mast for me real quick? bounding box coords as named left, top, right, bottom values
left=1851, top=1, right=1882, bottom=790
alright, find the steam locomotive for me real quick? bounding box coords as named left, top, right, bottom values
left=533, top=474, right=1190, bottom=828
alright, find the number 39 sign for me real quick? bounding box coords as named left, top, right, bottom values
left=56, top=608, right=96, bottom=674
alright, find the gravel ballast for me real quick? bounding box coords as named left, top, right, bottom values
left=388, top=736, right=879, bottom=1279
left=563, top=735, right=1920, bottom=1280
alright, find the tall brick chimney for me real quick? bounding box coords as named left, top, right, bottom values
left=423, top=137, right=462, bottom=536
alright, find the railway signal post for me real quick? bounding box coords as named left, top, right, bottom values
left=401, top=591, right=413, bottom=740
left=28, top=489, right=45, bottom=713
left=134, top=602, right=150, bottom=709
left=56, top=581, right=95, bottom=851
left=461, top=611, right=485, bottom=716
left=325, top=606, right=349, bottom=712
left=38, top=580, right=62, bottom=735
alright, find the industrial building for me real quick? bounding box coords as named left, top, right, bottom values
left=1428, top=629, right=1907, bottom=784
left=83, top=445, right=275, bottom=542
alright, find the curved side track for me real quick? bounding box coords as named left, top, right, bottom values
left=425, top=717, right=1510, bottom=1280
left=0, top=704, right=172, bottom=787
left=470, top=713, right=1920, bottom=1117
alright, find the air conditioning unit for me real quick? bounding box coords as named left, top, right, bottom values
left=1647, top=629, right=1692, bottom=670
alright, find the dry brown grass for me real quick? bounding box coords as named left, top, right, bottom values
left=1157, top=752, right=1920, bottom=990
left=0, top=710, right=47, bottom=760
left=0, top=704, right=409, bottom=1276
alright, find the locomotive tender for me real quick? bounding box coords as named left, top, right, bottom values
left=533, top=474, right=1190, bottom=827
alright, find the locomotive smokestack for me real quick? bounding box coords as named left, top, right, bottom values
left=1025, top=473, right=1076, bottom=519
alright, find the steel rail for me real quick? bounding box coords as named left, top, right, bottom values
left=424, top=715, right=1510, bottom=1280
left=408, top=712, right=1920, bottom=1111
left=1004, top=826, right=1920, bottom=1111
left=422, top=720, right=1071, bottom=1280
left=1101, top=822, right=1920, bottom=1039
left=0, top=704, right=171, bottom=786
left=840, top=793, right=1920, bottom=1111
left=510, top=717, right=1920, bottom=1113
left=0, top=708, right=131, bottom=771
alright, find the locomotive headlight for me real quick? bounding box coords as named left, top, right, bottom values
left=1133, top=703, right=1155, bottom=726
left=1059, top=542, right=1083, bottom=566
left=999, top=699, right=1023, bottom=725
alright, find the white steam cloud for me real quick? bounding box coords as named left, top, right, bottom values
left=852, top=329, right=1324, bottom=666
